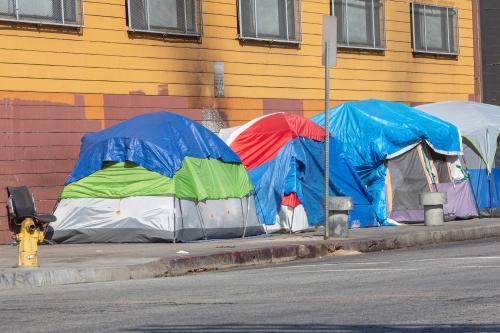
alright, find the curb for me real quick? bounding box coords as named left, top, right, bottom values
left=2, top=223, right=500, bottom=289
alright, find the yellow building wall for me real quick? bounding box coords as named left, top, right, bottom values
left=0, top=0, right=474, bottom=122
left=0, top=0, right=475, bottom=241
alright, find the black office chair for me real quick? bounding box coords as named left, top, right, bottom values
left=6, top=186, right=56, bottom=233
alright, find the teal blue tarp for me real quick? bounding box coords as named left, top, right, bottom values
left=312, top=99, right=461, bottom=223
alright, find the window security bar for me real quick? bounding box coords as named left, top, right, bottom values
left=0, top=0, right=84, bottom=27
left=238, top=0, right=302, bottom=44
left=411, top=3, right=459, bottom=55
left=332, top=0, right=385, bottom=50
left=127, top=0, right=202, bottom=37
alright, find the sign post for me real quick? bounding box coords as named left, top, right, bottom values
left=322, top=16, right=337, bottom=240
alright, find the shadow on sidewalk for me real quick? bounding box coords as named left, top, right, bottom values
left=123, top=323, right=500, bottom=333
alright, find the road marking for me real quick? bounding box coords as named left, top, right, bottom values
left=288, top=268, right=419, bottom=274
left=273, top=261, right=393, bottom=270
left=274, top=256, right=500, bottom=271
left=402, top=256, right=500, bottom=262
left=451, top=265, right=500, bottom=269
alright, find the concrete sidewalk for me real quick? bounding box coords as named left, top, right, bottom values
left=1, top=218, right=500, bottom=289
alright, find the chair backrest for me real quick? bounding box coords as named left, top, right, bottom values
left=7, top=186, right=36, bottom=220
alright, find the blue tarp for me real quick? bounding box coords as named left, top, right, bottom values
left=249, top=137, right=377, bottom=227
left=312, top=99, right=461, bottom=223
left=468, top=168, right=500, bottom=210
left=66, top=112, right=241, bottom=184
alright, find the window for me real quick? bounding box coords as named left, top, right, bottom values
left=411, top=3, right=459, bottom=55
left=333, top=0, right=385, bottom=50
left=0, top=0, right=83, bottom=26
left=128, top=0, right=202, bottom=36
left=238, top=0, right=301, bottom=43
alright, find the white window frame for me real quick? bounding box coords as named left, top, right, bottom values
left=411, top=3, right=460, bottom=55
left=127, top=0, right=203, bottom=37
left=0, top=0, right=84, bottom=28
left=332, top=0, right=386, bottom=50
left=237, top=0, right=302, bottom=44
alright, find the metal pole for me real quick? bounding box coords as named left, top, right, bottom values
left=14, top=0, right=19, bottom=20
left=127, top=0, right=132, bottom=28
left=284, top=0, right=289, bottom=41
left=423, top=5, right=427, bottom=52
left=344, top=0, right=349, bottom=46
left=254, top=0, right=258, bottom=38
left=324, top=41, right=330, bottom=240
left=371, top=0, right=375, bottom=48
left=411, top=3, right=416, bottom=51
left=446, top=8, right=450, bottom=53
left=183, top=0, right=188, bottom=34
left=60, top=0, right=65, bottom=24
left=146, top=0, right=150, bottom=30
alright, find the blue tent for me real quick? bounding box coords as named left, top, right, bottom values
left=221, top=112, right=377, bottom=230
left=67, top=112, right=240, bottom=184
left=312, top=99, right=462, bottom=224
left=50, top=112, right=263, bottom=243
left=249, top=137, right=377, bottom=228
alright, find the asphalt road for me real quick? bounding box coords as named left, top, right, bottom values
left=1, top=239, right=500, bottom=333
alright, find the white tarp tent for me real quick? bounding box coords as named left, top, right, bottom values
left=417, top=101, right=500, bottom=216
left=417, top=101, right=500, bottom=171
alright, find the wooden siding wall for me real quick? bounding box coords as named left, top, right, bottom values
left=0, top=0, right=475, bottom=242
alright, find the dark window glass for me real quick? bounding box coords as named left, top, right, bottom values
left=0, top=0, right=82, bottom=26
left=333, top=0, right=385, bottom=49
left=412, top=3, right=459, bottom=54
left=239, top=0, right=301, bottom=43
left=128, top=0, right=201, bottom=36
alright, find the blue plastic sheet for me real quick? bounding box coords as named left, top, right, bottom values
left=249, top=137, right=377, bottom=227
left=312, top=99, right=461, bottom=223
left=468, top=168, right=500, bottom=209
left=66, top=112, right=241, bottom=184
left=468, top=169, right=490, bottom=209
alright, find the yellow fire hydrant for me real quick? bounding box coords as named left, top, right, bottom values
left=15, top=218, right=44, bottom=268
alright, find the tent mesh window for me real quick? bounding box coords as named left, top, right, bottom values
left=333, top=0, right=385, bottom=50
left=0, top=0, right=83, bottom=27
left=426, top=148, right=451, bottom=183
left=388, top=147, right=430, bottom=211
left=411, top=3, right=459, bottom=55
left=127, top=0, right=202, bottom=36
left=238, top=0, right=301, bottom=43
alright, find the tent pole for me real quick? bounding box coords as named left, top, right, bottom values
left=423, top=144, right=439, bottom=192
left=290, top=207, right=295, bottom=234
left=246, top=196, right=251, bottom=237
left=195, top=201, right=208, bottom=240
left=173, top=196, right=176, bottom=244
left=240, top=197, right=248, bottom=238
left=445, top=157, right=455, bottom=188
left=488, top=172, right=493, bottom=216
left=460, top=153, right=481, bottom=215
left=178, top=198, right=186, bottom=242
left=416, top=145, right=433, bottom=192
